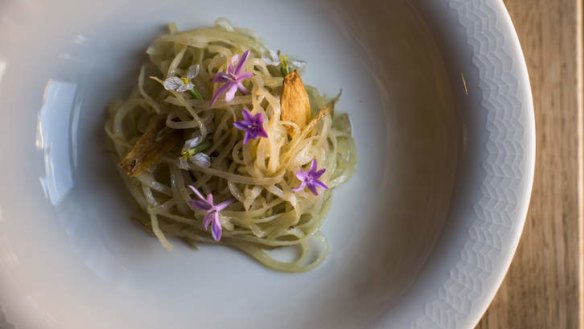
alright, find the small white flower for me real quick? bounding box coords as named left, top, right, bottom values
left=263, top=49, right=281, bottom=66
left=262, top=50, right=306, bottom=72
left=163, top=65, right=200, bottom=92
left=179, top=135, right=211, bottom=169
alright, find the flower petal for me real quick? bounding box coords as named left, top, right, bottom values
left=230, top=53, right=240, bottom=67
left=190, top=153, right=211, bottom=167
left=187, top=65, right=200, bottom=79
left=213, top=72, right=231, bottom=83
left=225, top=83, right=238, bottom=102
left=295, top=170, right=308, bottom=181
left=192, top=199, right=213, bottom=211
left=188, top=185, right=206, bottom=201
left=177, top=157, right=189, bottom=170
left=210, top=83, right=231, bottom=106
left=242, top=108, right=253, bottom=122
left=310, top=159, right=318, bottom=172
left=215, top=199, right=234, bottom=212
left=163, top=77, right=182, bottom=91
left=211, top=214, right=222, bottom=241
left=307, top=184, right=320, bottom=196
left=176, top=84, right=190, bottom=93
left=206, top=193, right=214, bottom=205
left=233, top=121, right=249, bottom=131
left=242, top=132, right=251, bottom=145
left=313, top=168, right=327, bottom=178
left=226, top=63, right=235, bottom=75
left=235, top=50, right=250, bottom=74
left=263, top=50, right=280, bottom=66
left=257, top=128, right=268, bottom=138
left=271, top=49, right=280, bottom=60
left=253, top=112, right=264, bottom=124
left=292, top=182, right=306, bottom=193
left=290, top=60, right=307, bottom=70
left=262, top=57, right=277, bottom=66
left=203, top=213, right=213, bottom=230
left=237, top=72, right=254, bottom=81
left=183, top=136, right=203, bottom=150
left=314, top=180, right=329, bottom=190
left=236, top=82, right=249, bottom=95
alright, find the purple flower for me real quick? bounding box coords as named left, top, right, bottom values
left=187, top=185, right=233, bottom=241
left=210, top=50, right=254, bottom=105
left=233, top=108, right=268, bottom=144
left=292, top=159, right=329, bottom=196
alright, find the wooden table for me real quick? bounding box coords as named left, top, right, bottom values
left=476, top=0, right=583, bottom=328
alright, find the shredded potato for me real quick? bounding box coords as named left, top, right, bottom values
left=104, top=18, right=356, bottom=272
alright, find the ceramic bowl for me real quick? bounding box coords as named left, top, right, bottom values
left=0, top=0, right=534, bottom=328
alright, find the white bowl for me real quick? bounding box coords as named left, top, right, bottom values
left=0, top=0, right=534, bottom=328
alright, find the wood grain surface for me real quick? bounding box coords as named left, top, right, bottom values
left=476, top=0, right=583, bottom=328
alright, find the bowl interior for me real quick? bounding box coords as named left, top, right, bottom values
left=0, top=0, right=461, bottom=328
